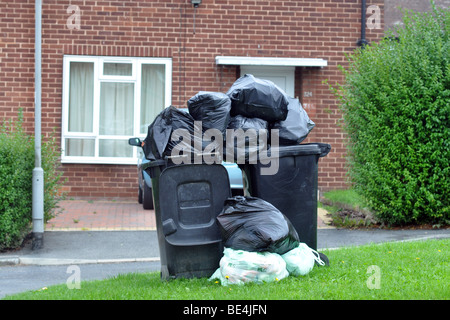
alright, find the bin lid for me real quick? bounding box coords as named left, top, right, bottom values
left=158, top=164, right=231, bottom=246
left=258, top=143, right=331, bottom=161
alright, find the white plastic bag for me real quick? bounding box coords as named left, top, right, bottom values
left=281, top=243, right=325, bottom=276
left=210, top=248, right=289, bottom=286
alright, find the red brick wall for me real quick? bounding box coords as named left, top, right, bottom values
left=0, top=0, right=384, bottom=199
left=61, top=164, right=138, bottom=199
left=0, top=1, right=35, bottom=132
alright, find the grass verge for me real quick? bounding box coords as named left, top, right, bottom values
left=320, top=189, right=377, bottom=228
left=321, top=189, right=449, bottom=229
left=3, top=239, right=449, bottom=300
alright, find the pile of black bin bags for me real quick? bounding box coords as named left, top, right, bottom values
left=142, top=74, right=324, bottom=285
left=142, top=74, right=315, bottom=162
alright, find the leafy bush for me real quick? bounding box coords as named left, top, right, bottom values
left=330, top=4, right=449, bottom=225
left=0, top=112, right=65, bottom=250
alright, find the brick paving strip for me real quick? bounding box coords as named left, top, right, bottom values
left=46, top=200, right=332, bottom=231
left=45, top=200, right=157, bottom=231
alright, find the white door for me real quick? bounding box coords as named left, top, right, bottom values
left=240, top=66, right=295, bottom=97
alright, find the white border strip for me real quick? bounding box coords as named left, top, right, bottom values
left=216, top=56, right=328, bottom=67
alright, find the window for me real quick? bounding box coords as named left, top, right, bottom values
left=62, top=55, right=172, bottom=164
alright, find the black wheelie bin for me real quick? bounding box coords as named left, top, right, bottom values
left=144, top=161, right=231, bottom=280
left=239, top=143, right=331, bottom=251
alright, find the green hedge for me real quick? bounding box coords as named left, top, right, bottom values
left=331, top=4, right=449, bottom=225
left=0, top=112, right=65, bottom=250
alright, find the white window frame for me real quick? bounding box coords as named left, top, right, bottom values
left=61, top=55, right=172, bottom=165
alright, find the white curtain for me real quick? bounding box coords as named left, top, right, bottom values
left=99, top=63, right=134, bottom=158
left=67, top=62, right=94, bottom=156
left=99, top=82, right=134, bottom=157
left=99, top=82, right=134, bottom=135
left=140, top=64, right=165, bottom=134
left=104, top=62, right=132, bottom=76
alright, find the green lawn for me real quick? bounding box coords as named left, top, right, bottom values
left=4, top=239, right=449, bottom=300
left=322, top=189, right=365, bottom=208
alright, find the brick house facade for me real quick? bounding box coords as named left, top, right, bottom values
left=1, top=0, right=387, bottom=199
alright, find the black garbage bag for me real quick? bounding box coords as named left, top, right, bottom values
left=225, top=115, right=269, bottom=163
left=217, top=196, right=300, bottom=255
left=227, top=114, right=269, bottom=132
left=226, top=74, right=289, bottom=122
left=142, top=107, right=173, bottom=161
left=187, top=91, right=231, bottom=135
left=271, top=97, right=315, bottom=145
left=142, top=106, right=204, bottom=162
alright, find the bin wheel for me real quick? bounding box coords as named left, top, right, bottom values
left=316, top=252, right=330, bottom=266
